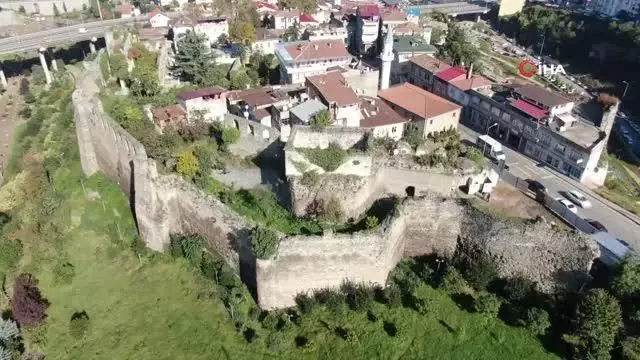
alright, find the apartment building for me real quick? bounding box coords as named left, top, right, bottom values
left=464, top=84, right=614, bottom=184
left=359, top=96, right=408, bottom=140
left=275, top=39, right=352, bottom=84
left=306, top=71, right=361, bottom=127
left=177, top=87, right=229, bottom=122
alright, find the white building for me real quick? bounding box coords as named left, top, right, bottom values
left=306, top=71, right=361, bottom=127
left=275, top=39, right=352, bottom=84
left=273, top=10, right=299, bottom=30
left=308, top=26, right=347, bottom=41
left=253, top=28, right=283, bottom=55
left=172, top=16, right=229, bottom=46
left=590, top=0, right=639, bottom=17
left=149, top=10, right=171, bottom=28
left=177, top=87, right=229, bottom=122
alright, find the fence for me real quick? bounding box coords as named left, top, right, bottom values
left=499, top=167, right=598, bottom=233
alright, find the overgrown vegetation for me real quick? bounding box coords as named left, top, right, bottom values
left=309, top=109, right=332, bottom=131
left=250, top=227, right=280, bottom=259
left=597, top=154, right=640, bottom=215
left=301, top=142, right=348, bottom=172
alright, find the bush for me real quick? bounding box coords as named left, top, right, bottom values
left=465, top=147, right=485, bottom=169
left=413, top=294, right=433, bottom=315
left=403, top=124, right=424, bottom=149
left=321, top=197, right=343, bottom=224
left=300, top=170, right=320, bottom=187
left=460, top=255, right=498, bottom=290
left=261, top=312, right=279, bottom=330
left=438, top=268, right=468, bottom=294
left=598, top=93, right=619, bottom=110
left=168, top=234, right=204, bottom=266
left=69, top=311, right=90, bottom=339
left=0, top=318, right=19, bottom=343
left=221, top=127, right=240, bottom=145
left=313, top=288, right=344, bottom=311
left=295, top=293, right=315, bottom=314
left=12, top=273, right=50, bottom=327
left=504, top=276, right=535, bottom=303
left=622, top=336, right=640, bottom=360
left=193, top=143, right=217, bottom=173
left=519, top=307, right=550, bottom=336
left=346, top=283, right=374, bottom=312
left=302, top=142, right=347, bottom=172
left=384, top=285, right=403, bottom=307
left=473, top=293, right=502, bottom=317
left=309, top=109, right=332, bottom=131
left=177, top=120, right=210, bottom=142
left=52, top=261, right=75, bottom=285
left=0, top=238, right=22, bottom=272
left=176, top=151, right=200, bottom=179
left=250, top=227, right=280, bottom=259
left=365, top=216, right=379, bottom=229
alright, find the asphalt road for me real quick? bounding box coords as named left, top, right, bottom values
left=459, top=124, right=640, bottom=247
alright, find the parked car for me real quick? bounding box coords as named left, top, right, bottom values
left=526, top=179, right=547, bottom=193
left=585, top=219, right=607, bottom=233
left=565, top=190, right=592, bottom=208
left=556, top=198, right=578, bottom=214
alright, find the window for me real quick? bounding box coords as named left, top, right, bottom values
left=429, top=120, right=433, bottom=125
left=490, top=107, right=500, bottom=116
left=452, top=112, right=457, bottom=118
left=554, top=143, right=566, bottom=154
left=392, top=126, right=397, bottom=133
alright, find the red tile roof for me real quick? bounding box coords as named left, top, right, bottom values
left=394, top=21, right=421, bottom=35
left=149, top=7, right=163, bottom=17
left=448, top=76, right=493, bottom=91
left=151, top=105, right=187, bottom=123
left=409, top=54, right=451, bottom=74
left=509, top=84, right=573, bottom=108
left=436, top=67, right=467, bottom=82
left=382, top=10, right=406, bottom=22
left=359, top=96, right=408, bottom=128
left=256, top=1, right=278, bottom=10
left=377, top=82, right=461, bottom=120
left=358, top=4, right=380, bottom=17
left=299, top=13, right=318, bottom=23
left=178, top=86, right=228, bottom=101
left=116, top=2, right=134, bottom=15
left=227, top=87, right=289, bottom=107
left=283, top=39, right=349, bottom=61
left=306, top=71, right=359, bottom=106
left=510, top=99, right=548, bottom=120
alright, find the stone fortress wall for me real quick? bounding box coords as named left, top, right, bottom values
left=72, top=67, right=601, bottom=310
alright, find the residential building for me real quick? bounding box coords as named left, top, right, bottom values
left=275, top=39, right=352, bottom=84
left=149, top=9, right=170, bottom=28
left=273, top=10, right=299, bottom=30
left=377, top=82, right=462, bottom=137
left=253, top=28, right=283, bottom=55
left=508, top=84, right=574, bottom=116
left=464, top=84, right=613, bottom=184
left=256, top=1, right=279, bottom=14
left=172, top=16, right=229, bottom=46
left=177, top=87, right=229, bottom=122
left=151, top=105, right=188, bottom=133
left=306, top=71, right=361, bottom=127
left=431, top=65, right=493, bottom=106
left=381, top=9, right=407, bottom=26
left=227, top=86, right=303, bottom=127
left=389, top=35, right=437, bottom=85
left=299, top=13, right=320, bottom=27
left=497, top=0, right=526, bottom=16
left=394, top=22, right=432, bottom=44
left=407, top=54, right=451, bottom=90
left=308, top=26, right=348, bottom=41
left=358, top=4, right=381, bottom=47
left=116, top=2, right=139, bottom=18
left=359, top=96, right=408, bottom=140
left=590, top=0, right=639, bottom=17
left=290, top=99, right=328, bottom=125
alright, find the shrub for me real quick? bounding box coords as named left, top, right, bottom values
left=221, top=127, right=240, bottom=145
left=309, top=109, right=332, bottom=131
left=69, top=311, right=90, bottom=339
left=465, top=147, right=484, bottom=169
left=243, top=328, right=257, bottom=343
left=302, top=142, right=347, bottom=172
left=169, top=234, right=204, bottom=265
left=460, top=255, right=498, bottom=290
left=261, top=312, right=279, bottom=330
left=295, top=293, right=315, bottom=314
left=403, top=124, right=424, bottom=149
left=250, top=227, right=280, bottom=259
left=413, top=294, right=433, bottom=315
left=300, top=170, right=320, bottom=187
left=365, top=216, right=379, bottom=229
left=438, top=268, right=468, bottom=294
left=12, top=274, right=50, bottom=327
left=52, top=261, right=75, bottom=285
left=176, top=151, right=200, bottom=179
left=519, top=307, right=550, bottom=336
left=622, top=336, right=640, bottom=360
left=313, top=288, right=344, bottom=311
left=504, top=276, right=535, bottom=302
left=193, top=143, right=217, bottom=173
left=321, top=197, right=343, bottom=224
left=0, top=238, right=22, bottom=272
left=385, top=285, right=403, bottom=307
left=473, top=293, right=502, bottom=317
left=177, top=120, right=210, bottom=142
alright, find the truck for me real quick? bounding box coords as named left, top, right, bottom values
left=477, top=135, right=506, bottom=161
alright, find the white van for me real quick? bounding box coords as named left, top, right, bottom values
left=477, top=135, right=506, bottom=161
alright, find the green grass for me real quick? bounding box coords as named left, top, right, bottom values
left=597, top=155, right=640, bottom=215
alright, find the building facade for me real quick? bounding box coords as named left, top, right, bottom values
left=275, top=39, right=352, bottom=84
left=177, top=87, right=229, bottom=122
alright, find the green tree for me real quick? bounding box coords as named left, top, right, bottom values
left=109, top=51, right=129, bottom=81
left=564, top=289, right=622, bottom=360
left=403, top=124, right=424, bottom=148
left=281, top=23, right=301, bottom=42
left=439, top=24, right=479, bottom=66
left=229, top=22, right=256, bottom=45
left=221, top=127, right=240, bottom=145
left=622, top=337, right=640, bottom=360
left=200, top=65, right=230, bottom=88
left=172, top=30, right=215, bottom=85
left=431, top=27, right=445, bottom=44
left=613, top=256, right=640, bottom=302
left=176, top=150, right=200, bottom=178
left=229, top=71, right=252, bottom=90
left=473, top=293, right=502, bottom=317
left=53, top=3, right=60, bottom=16
left=130, top=48, right=159, bottom=97
left=439, top=267, right=468, bottom=294
left=251, top=227, right=280, bottom=259
left=520, top=307, right=550, bottom=336
left=365, top=216, right=379, bottom=229
left=460, top=255, right=498, bottom=290
left=310, top=109, right=332, bottom=131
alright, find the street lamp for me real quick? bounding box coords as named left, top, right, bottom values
left=622, top=80, right=630, bottom=100
left=538, top=33, right=546, bottom=60
left=486, top=122, right=498, bottom=135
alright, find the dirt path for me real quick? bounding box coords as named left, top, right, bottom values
left=0, top=77, right=26, bottom=182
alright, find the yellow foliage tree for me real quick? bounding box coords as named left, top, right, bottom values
left=176, top=151, right=200, bottom=179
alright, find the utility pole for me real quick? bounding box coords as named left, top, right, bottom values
left=96, top=0, right=104, bottom=22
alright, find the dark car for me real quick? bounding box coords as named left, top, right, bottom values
left=526, top=179, right=547, bottom=193
left=585, top=219, right=607, bottom=233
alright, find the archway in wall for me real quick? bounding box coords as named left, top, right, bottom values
left=405, top=186, right=415, bottom=197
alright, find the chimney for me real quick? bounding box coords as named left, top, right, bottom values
left=466, top=63, right=473, bottom=80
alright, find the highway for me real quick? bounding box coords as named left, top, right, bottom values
left=0, top=15, right=150, bottom=56
left=459, top=124, right=640, bottom=247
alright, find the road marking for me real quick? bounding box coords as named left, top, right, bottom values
left=515, top=167, right=532, bottom=177
left=508, top=162, right=519, bottom=166
left=541, top=174, right=554, bottom=179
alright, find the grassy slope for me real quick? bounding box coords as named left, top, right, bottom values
left=3, top=74, right=558, bottom=360
left=597, top=155, right=640, bottom=215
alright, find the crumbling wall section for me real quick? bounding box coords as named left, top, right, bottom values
left=402, top=196, right=462, bottom=257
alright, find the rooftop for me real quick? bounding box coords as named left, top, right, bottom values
left=227, top=87, right=290, bottom=107
left=151, top=105, right=186, bottom=123
left=116, top=2, right=134, bottom=14
left=274, top=10, right=300, bottom=17
left=393, top=35, right=437, bottom=54
left=178, top=86, right=227, bottom=101
left=255, top=1, right=278, bottom=10
left=358, top=4, right=380, bottom=17
left=290, top=99, right=328, bottom=123
left=378, top=82, right=461, bottom=120
left=255, top=28, right=284, bottom=41
left=394, top=21, right=425, bottom=35
left=359, top=96, right=408, bottom=128
left=299, top=14, right=318, bottom=23
left=436, top=67, right=466, bottom=82
left=382, top=10, right=407, bottom=22
left=509, top=83, right=573, bottom=108
left=279, top=40, right=350, bottom=62
left=435, top=66, right=493, bottom=91
left=510, top=99, right=548, bottom=121
left=409, top=54, right=451, bottom=73
left=306, top=71, right=359, bottom=106
left=138, top=28, right=167, bottom=39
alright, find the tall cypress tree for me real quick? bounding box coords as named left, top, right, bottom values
left=171, top=30, right=215, bottom=85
